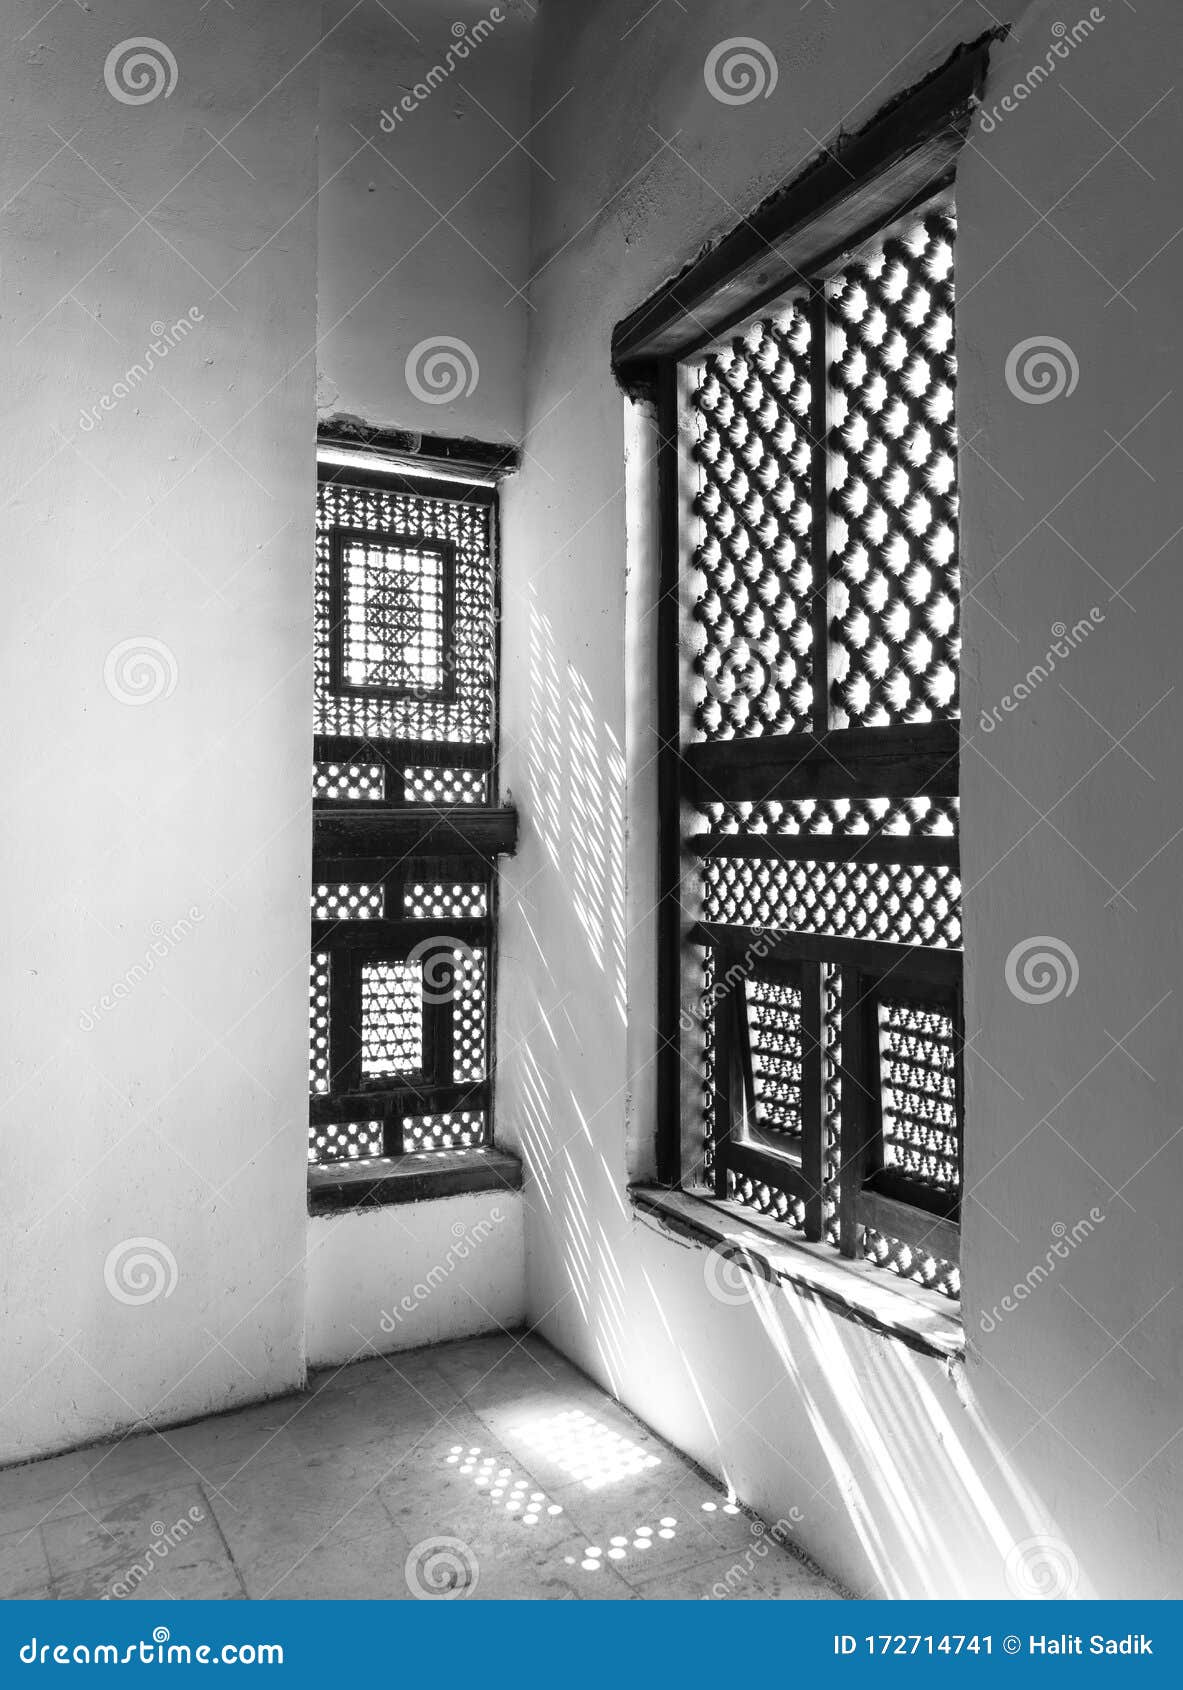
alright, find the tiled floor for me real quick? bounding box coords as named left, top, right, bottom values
left=0, top=1332, right=844, bottom=1601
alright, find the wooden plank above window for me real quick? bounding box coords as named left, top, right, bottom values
left=612, top=30, right=1002, bottom=384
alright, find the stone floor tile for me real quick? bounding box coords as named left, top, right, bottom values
left=628, top=1542, right=843, bottom=1600
left=249, top=1522, right=415, bottom=1600
left=0, top=1452, right=99, bottom=1537
left=204, top=1450, right=394, bottom=1580
left=42, top=1481, right=241, bottom=1601
left=0, top=1525, right=54, bottom=1599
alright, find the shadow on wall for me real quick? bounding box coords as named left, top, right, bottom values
left=503, top=422, right=1096, bottom=1601
left=503, top=585, right=1098, bottom=1597
left=627, top=1246, right=1096, bottom=1601
left=525, top=591, right=628, bottom=1024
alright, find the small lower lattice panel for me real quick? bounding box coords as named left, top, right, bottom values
left=404, top=1110, right=486, bottom=1151
left=308, top=1119, right=383, bottom=1164
left=403, top=879, right=488, bottom=920
left=863, top=1228, right=959, bottom=1299
left=745, top=977, right=804, bottom=1144
left=309, top=953, right=330, bottom=1096
left=453, top=948, right=488, bottom=1083
left=403, top=765, right=487, bottom=805
left=313, top=761, right=385, bottom=801
left=312, top=882, right=384, bottom=921
left=715, top=960, right=961, bottom=1301
left=726, top=1168, right=806, bottom=1231
left=879, top=998, right=959, bottom=1193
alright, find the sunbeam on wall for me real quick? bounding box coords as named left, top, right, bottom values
left=525, top=589, right=627, bottom=1021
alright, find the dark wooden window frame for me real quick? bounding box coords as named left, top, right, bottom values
left=614, top=34, right=1000, bottom=1279
left=310, top=438, right=520, bottom=1188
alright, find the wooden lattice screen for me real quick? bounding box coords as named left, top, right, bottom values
left=309, top=462, right=515, bottom=1169
left=678, top=197, right=963, bottom=1298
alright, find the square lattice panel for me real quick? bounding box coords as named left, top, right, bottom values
left=316, top=479, right=493, bottom=744
left=337, top=534, right=449, bottom=699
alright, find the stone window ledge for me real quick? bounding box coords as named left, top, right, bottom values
left=309, top=1147, right=523, bottom=1215
left=630, top=1184, right=964, bottom=1361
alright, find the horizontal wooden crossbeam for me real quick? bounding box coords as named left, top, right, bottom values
left=692, top=923, right=963, bottom=984
left=682, top=723, right=960, bottom=804
left=313, top=804, right=518, bottom=860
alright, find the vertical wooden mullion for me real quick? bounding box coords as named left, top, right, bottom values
left=328, top=529, right=347, bottom=697
left=733, top=961, right=755, bottom=1140
left=807, top=284, right=832, bottom=739
left=379, top=749, right=407, bottom=804
left=838, top=966, right=877, bottom=1257
left=473, top=509, right=499, bottom=1131
left=329, top=944, right=362, bottom=1097
left=380, top=862, right=407, bottom=923
left=383, top=1098, right=406, bottom=1159
left=712, top=963, right=743, bottom=1199
left=421, top=946, right=455, bottom=1089
left=800, top=959, right=825, bottom=1242
left=439, top=539, right=459, bottom=703
left=656, top=357, right=684, bottom=1186
left=483, top=867, right=498, bottom=1147
left=952, top=961, right=966, bottom=1223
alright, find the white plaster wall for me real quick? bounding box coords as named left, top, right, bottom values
left=496, top=0, right=1183, bottom=1598
left=303, top=0, right=535, bottom=1359
left=316, top=0, right=534, bottom=441
left=306, top=1193, right=525, bottom=1366
left=0, top=2, right=320, bottom=1459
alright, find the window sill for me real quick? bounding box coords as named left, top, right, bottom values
left=629, top=1184, right=964, bottom=1361
left=309, top=1147, right=523, bottom=1215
